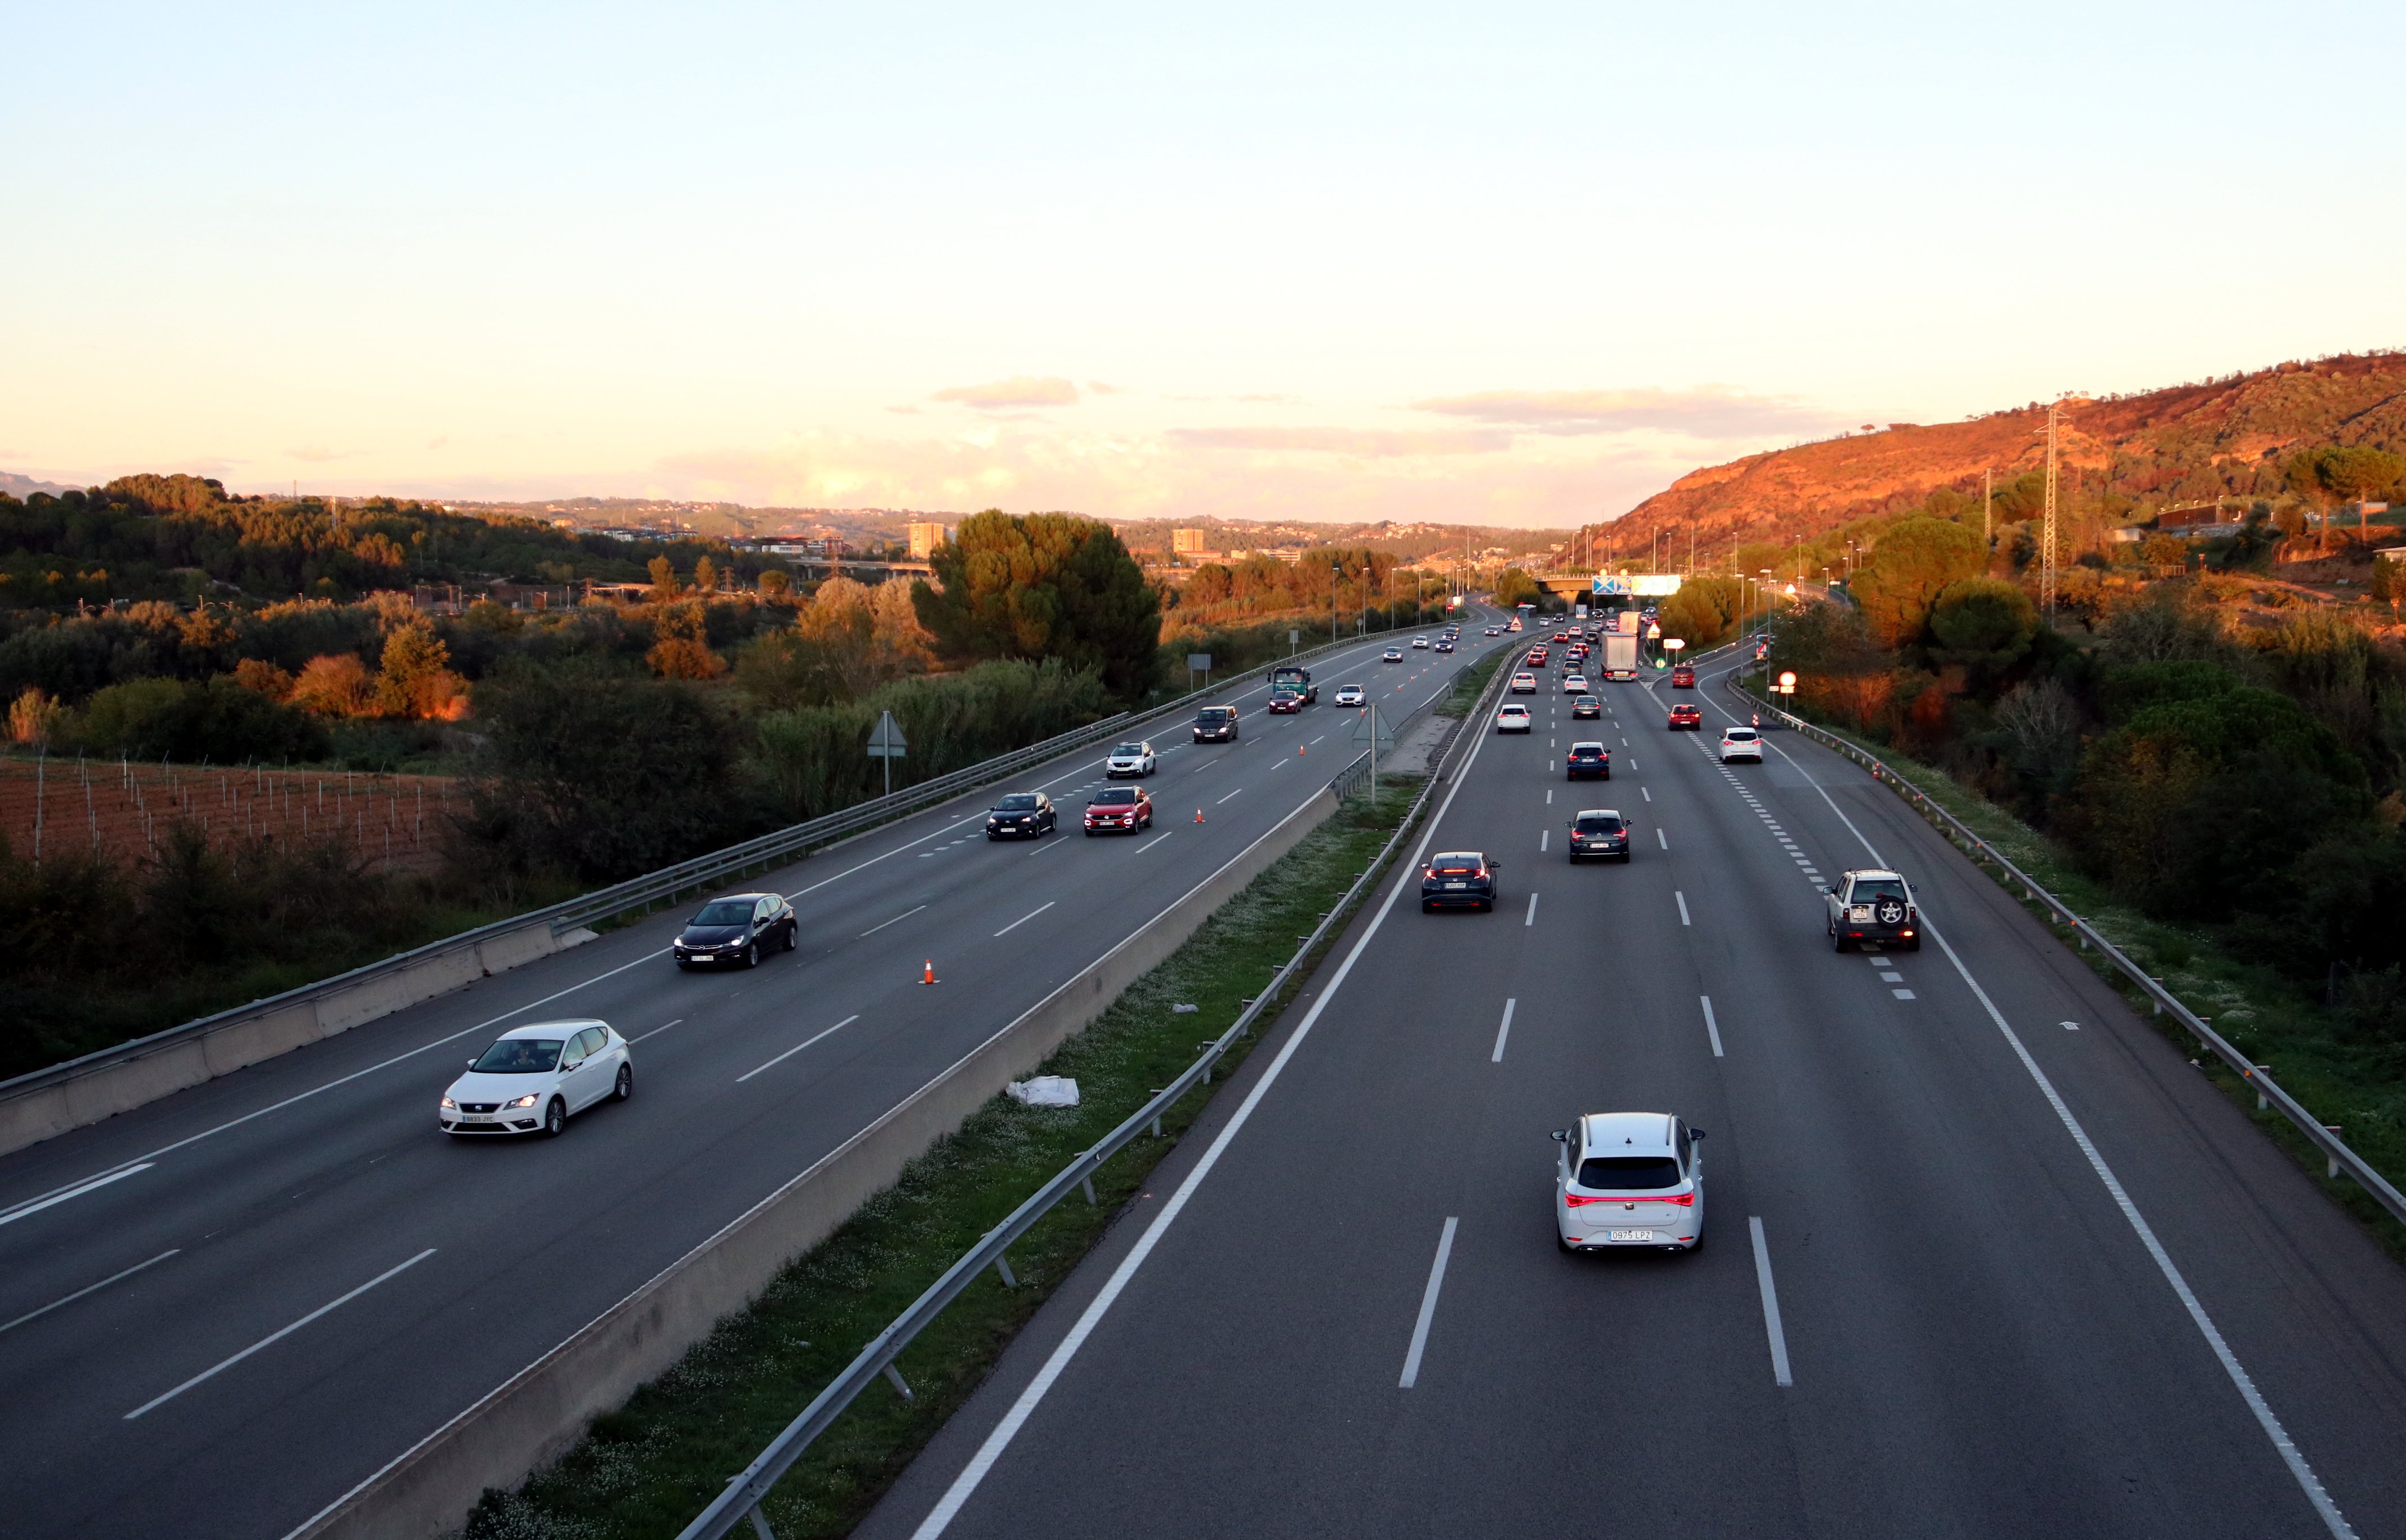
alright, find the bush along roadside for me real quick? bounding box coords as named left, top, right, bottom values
left=1437, top=646, right=1507, bottom=718
left=461, top=777, right=1428, bottom=1540
left=1741, top=673, right=2406, bottom=1261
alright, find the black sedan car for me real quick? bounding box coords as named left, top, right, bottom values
left=1565, top=742, right=1611, bottom=780
left=1567, top=809, right=1630, bottom=863
left=986, top=792, right=1055, bottom=839
left=1193, top=706, right=1239, bottom=743
left=1571, top=695, right=1602, bottom=719
left=674, top=892, right=797, bottom=968
left=1421, top=851, right=1499, bottom=912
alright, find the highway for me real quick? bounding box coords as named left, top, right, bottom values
left=862, top=641, right=2406, bottom=1540
left=0, top=611, right=1508, bottom=1540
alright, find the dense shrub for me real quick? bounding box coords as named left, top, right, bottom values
left=78, top=676, right=331, bottom=764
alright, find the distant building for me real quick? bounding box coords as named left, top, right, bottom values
left=907, top=521, right=952, bottom=559
left=1173, top=528, right=1211, bottom=555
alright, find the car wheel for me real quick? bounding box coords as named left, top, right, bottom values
left=1085, top=828, right=1096, bottom=837
left=784, top=923, right=799, bottom=953
left=613, top=1063, right=632, bottom=1101
left=675, top=960, right=691, bottom=971
left=744, top=941, right=759, bottom=968
left=543, top=1098, right=567, bottom=1137
left=1421, top=900, right=1433, bottom=912
left=1833, top=934, right=1850, bottom=952
left=1908, top=937, right=1922, bottom=952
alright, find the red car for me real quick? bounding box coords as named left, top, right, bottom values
left=1268, top=690, right=1302, bottom=714
left=1670, top=665, right=1695, bottom=688
left=1668, top=704, right=1703, bottom=730
left=1084, top=785, right=1154, bottom=834
left=1527, top=647, right=1549, bottom=666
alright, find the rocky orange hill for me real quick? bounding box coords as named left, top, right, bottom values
left=1581, top=351, right=2406, bottom=562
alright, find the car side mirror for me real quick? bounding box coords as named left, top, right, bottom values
left=1690, top=1129, right=1707, bottom=1140
left=1550, top=1129, right=1567, bottom=1142
left=467, top=1059, right=478, bottom=1068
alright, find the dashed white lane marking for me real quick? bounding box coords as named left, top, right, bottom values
left=125, top=1248, right=438, bottom=1420
left=1491, top=998, right=1516, bottom=1063
left=1525, top=893, right=1540, bottom=927
left=1879, top=971, right=1903, bottom=982
left=1676, top=891, right=1691, bottom=926
left=860, top=904, right=928, bottom=938
left=993, top=901, right=1057, bottom=938
left=1540, top=829, right=1548, bottom=852
left=1749, top=1218, right=1794, bottom=1387
left=737, top=1014, right=862, bottom=1083
left=1, top=1249, right=180, bottom=1337
left=1217, top=788, right=1243, bottom=805
left=1700, top=996, right=1724, bottom=1058
left=1892, top=989, right=1917, bottom=1000
left=1642, top=787, right=1651, bottom=801
left=1656, top=827, right=1669, bottom=850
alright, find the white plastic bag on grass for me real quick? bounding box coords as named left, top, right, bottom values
left=1007, top=1076, right=1080, bottom=1107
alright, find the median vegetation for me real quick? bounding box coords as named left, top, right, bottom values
left=460, top=779, right=1426, bottom=1540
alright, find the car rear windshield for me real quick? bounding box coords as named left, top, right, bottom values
left=473, top=1038, right=563, bottom=1074
left=1726, top=729, right=1759, bottom=740
left=692, top=900, right=754, bottom=925
left=996, top=794, right=1039, bottom=811
left=1431, top=853, right=1485, bottom=873
left=1575, top=815, right=1623, bottom=833
left=1197, top=709, right=1234, bottom=722
left=1576, top=1155, right=1682, bottom=1190
left=1852, top=878, right=1908, bottom=901
left=1093, top=788, right=1138, bottom=805
left=1571, top=744, right=1603, bottom=756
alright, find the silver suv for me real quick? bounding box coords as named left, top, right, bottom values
left=1825, top=868, right=1919, bottom=951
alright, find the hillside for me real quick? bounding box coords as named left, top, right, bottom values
left=1581, top=351, right=2406, bottom=566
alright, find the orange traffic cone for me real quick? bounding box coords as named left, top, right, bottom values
left=921, top=959, right=938, bottom=985
left=1195, top=807, right=1205, bottom=823
left=1298, top=744, right=1306, bottom=756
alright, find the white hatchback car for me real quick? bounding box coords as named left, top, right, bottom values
left=442, top=1021, right=631, bottom=1137
left=1412, top=635, right=1429, bottom=649
left=1719, top=726, right=1763, bottom=763
left=1562, top=672, right=1589, bottom=693
left=1510, top=671, right=1538, bottom=693
left=1383, top=648, right=1404, bottom=662
left=1334, top=684, right=1366, bottom=706
left=1496, top=704, right=1532, bottom=733
left=1554, top=1112, right=1705, bottom=1252
left=1106, top=741, right=1156, bottom=778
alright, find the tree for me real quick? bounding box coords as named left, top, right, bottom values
left=2319, top=447, right=2406, bottom=542
left=289, top=654, right=376, bottom=716
left=1852, top=518, right=1986, bottom=648
left=647, top=555, right=678, bottom=598
left=647, top=601, right=726, bottom=679
left=1927, top=578, right=2038, bottom=671
left=911, top=511, right=1162, bottom=699
left=1492, top=567, right=1544, bottom=611
left=1656, top=577, right=1741, bottom=650
left=376, top=619, right=466, bottom=718
left=7, top=687, right=63, bottom=746
left=692, top=556, right=719, bottom=594
left=468, top=668, right=741, bottom=879
left=758, top=568, right=791, bottom=601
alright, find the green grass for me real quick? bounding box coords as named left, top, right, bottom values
left=1437, top=648, right=1507, bottom=717
left=462, top=779, right=1429, bottom=1540
left=1745, top=681, right=2406, bottom=1258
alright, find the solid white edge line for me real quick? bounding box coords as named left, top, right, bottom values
left=1748, top=1216, right=1793, bottom=1387
left=905, top=681, right=1503, bottom=1540
left=1397, top=1216, right=1460, bottom=1389
left=1491, top=998, right=1516, bottom=1064
left=992, top=901, right=1055, bottom=939
left=1700, top=996, right=1724, bottom=1059
left=1764, top=700, right=2356, bottom=1539
left=0, top=1248, right=180, bottom=1335
left=124, top=1248, right=436, bottom=1420
left=1676, top=891, right=1691, bottom=926
left=736, top=1016, right=862, bottom=1084
left=0, top=1162, right=155, bottom=1229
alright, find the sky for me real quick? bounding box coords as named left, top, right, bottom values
left=7, top=1, right=2404, bottom=528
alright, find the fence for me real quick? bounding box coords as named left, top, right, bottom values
left=673, top=640, right=1516, bottom=1540
left=1723, top=672, right=2406, bottom=1229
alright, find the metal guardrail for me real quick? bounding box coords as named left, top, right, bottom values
left=0, top=623, right=1427, bottom=1110
left=675, top=637, right=1518, bottom=1540
left=1722, top=672, right=2406, bottom=1228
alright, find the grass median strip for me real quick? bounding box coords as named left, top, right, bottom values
left=463, top=777, right=1427, bottom=1540
left=1755, top=690, right=2406, bottom=1260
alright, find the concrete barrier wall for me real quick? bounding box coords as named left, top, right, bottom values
left=0, top=923, right=562, bottom=1159
left=288, top=783, right=1344, bottom=1540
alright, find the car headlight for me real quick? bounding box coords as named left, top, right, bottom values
left=507, top=1093, right=540, bottom=1108
left=440, top=1095, right=456, bottom=1110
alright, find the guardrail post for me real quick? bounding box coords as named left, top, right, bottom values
left=747, top=1505, right=778, bottom=1540
left=993, top=1252, right=1017, bottom=1288
left=2150, top=979, right=2163, bottom=1015
left=2325, top=1130, right=2343, bottom=1181
left=2253, top=1068, right=2271, bottom=1111
left=1081, top=1176, right=1098, bottom=1206
left=883, top=1364, right=914, bottom=1400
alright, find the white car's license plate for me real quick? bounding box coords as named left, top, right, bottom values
left=1446, top=882, right=1465, bottom=889
left=461, top=1115, right=494, bottom=1124
left=1607, top=1229, right=1653, bottom=1242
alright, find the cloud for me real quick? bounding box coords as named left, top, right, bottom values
left=1085, top=380, right=1122, bottom=395
left=885, top=405, right=921, bottom=415
left=286, top=445, right=360, bottom=462
left=930, top=375, right=1081, bottom=409
left=1409, top=386, right=1845, bottom=440
left=1168, top=426, right=1511, bottom=457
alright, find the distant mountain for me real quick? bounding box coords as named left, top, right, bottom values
left=1580, top=351, right=2406, bottom=563
left=0, top=472, right=77, bottom=499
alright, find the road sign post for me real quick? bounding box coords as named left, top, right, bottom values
left=1187, top=652, right=1212, bottom=691
left=866, top=709, right=908, bottom=798
left=1352, top=702, right=1397, bottom=809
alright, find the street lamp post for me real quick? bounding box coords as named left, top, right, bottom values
left=1331, top=562, right=1341, bottom=647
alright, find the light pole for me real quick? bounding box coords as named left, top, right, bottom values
left=1331, top=561, right=1341, bottom=648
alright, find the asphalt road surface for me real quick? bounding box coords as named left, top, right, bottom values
left=862, top=643, right=2406, bottom=1540
left=0, top=610, right=1508, bottom=1540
